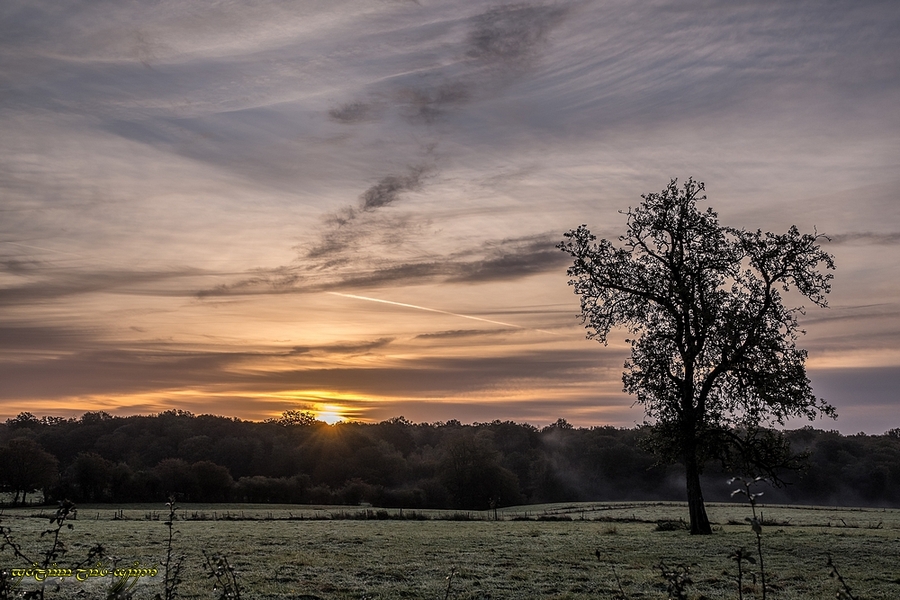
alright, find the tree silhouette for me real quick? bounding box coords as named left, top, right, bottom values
left=0, top=439, right=59, bottom=505
left=559, top=177, right=836, bottom=534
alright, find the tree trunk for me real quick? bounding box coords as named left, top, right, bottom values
left=685, top=452, right=712, bottom=535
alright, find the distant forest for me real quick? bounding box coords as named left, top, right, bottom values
left=1, top=411, right=898, bottom=509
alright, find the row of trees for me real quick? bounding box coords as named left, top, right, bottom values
left=2, top=411, right=898, bottom=509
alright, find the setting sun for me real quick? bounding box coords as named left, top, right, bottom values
left=315, top=405, right=346, bottom=425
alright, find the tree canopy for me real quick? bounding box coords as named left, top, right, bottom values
left=559, top=177, right=836, bottom=534
left=2, top=411, right=899, bottom=509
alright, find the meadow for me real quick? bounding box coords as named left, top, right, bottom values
left=2, top=502, right=898, bottom=599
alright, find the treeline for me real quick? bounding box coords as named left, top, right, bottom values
left=1, top=411, right=898, bottom=509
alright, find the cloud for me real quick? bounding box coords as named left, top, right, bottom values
left=447, top=234, right=570, bottom=283
left=466, top=3, right=568, bottom=65
left=325, top=3, right=570, bottom=131
left=197, top=231, right=568, bottom=297
left=196, top=267, right=301, bottom=299
left=328, top=101, right=380, bottom=124
left=0, top=324, right=98, bottom=353
left=0, top=333, right=624, bottom=412
left=0, top=266, right=208, bottom=305
left=298, top=162, right=432, bottom=263
left=397, top=82, right=471, bottom=124
left=0, top=347, right=251, bottom=400
left=290, top=337, right=395, bottom=356
left=808, top=366, right=900, bottom=433
left=0, top=334, right=401, bottom=400
left=824, top=232, right=900, bottom=245
left=415, top=328, right=516, bottom=339
left=244, top=348, right=625, bottom=398
left=360, top=167, right=428, bottom=211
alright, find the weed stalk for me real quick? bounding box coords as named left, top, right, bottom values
left=202, top=550, right=242, bottom=600
left=161, top=497, right=184, bottom=600
left=726, top=547, right=755, bottom=600
left=443, top=567, right=456, bottom=600
left=658, top=561, right=692, bottom=600
left=827, top=554, right=858, bottom=600
left=730, top=477, right=768, bottom=600
left=595, top=549, right=628, bottom=599
left=0, top=501, right=106, bottom=600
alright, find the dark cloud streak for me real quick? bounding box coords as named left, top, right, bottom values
left=824, top=232, right=900, bottom=245
left=415, top=328, right=516, bottom=339
left=466, top=4, right=568, bottom=66
left=197, top=233, right=568, bottom=297
left=0, top=266, right=211, bottom=305
left=360, top=167, right=427, bottom=211
left=328, top=101, right=380, bottom=124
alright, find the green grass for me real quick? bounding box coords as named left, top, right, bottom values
left=2, top=502, right=898, bottom=599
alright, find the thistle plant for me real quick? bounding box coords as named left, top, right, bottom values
left=730, top=477, right=768, bottom=600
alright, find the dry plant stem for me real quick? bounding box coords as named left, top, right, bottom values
left=727, top=547, right=755, bottom=600
left=203, top=550, right=242, bottom=600
left=443, top=567, right=456, bottom=600
left=162, top=497, right=184, bottom=600
left=658, top=562, right=692, bottom=600
left=0, top=520, right=34, bottom=566
left=750, top=503, right=766, bottom=599
left=731, top=477, right=768, bottom=600
left=596, top=548, right=628, bottom=599
left=611, top=563, right=628, bottom=600
left=827, top=554, right=858, bottom=600
left=3, top=501, right=73, bottom=600
left=1, top=501, right=106, bottom=600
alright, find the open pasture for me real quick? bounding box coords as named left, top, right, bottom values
left=2, top=502, right=898, bottom=599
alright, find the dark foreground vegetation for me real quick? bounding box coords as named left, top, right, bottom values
left=2, top=411, right=898, bottom=510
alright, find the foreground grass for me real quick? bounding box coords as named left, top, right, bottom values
left=2, top=502, right=898, bottom=599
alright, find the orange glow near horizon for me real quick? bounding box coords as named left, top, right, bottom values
left=314, top=404, right=346, bottom=424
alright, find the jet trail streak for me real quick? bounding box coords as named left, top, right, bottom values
left=327, top=292, right=560, bottom=335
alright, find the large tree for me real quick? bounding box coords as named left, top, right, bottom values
left=0, top=438, right=59, bottom=505
left=559, top=178, right=836, bottom=534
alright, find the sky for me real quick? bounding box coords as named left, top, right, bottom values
left=1, top=0, right=899, bottom=433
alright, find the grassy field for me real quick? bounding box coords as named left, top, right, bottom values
left=1, top=502, right=898, bottom=599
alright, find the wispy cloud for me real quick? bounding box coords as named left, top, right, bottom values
left=197, top=232, right=568, bottom=297
left=0, top=265, right=209, bottom=305
left=328, top=101, right=381, bottom=124
left=415, top=328, right=515, bottom=339
left=289, top=337, right=395, bottom=356
left=465, top=4, right=568, bottom=66
left=825, top=232, right=900, bottom=245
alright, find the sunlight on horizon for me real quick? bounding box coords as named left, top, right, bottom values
left=314, top=404, right=346, bottom=425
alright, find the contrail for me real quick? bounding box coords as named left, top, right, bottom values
left=3, top=241, right=84, bottom=257
left=327, top=292, right=561, bottom=335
